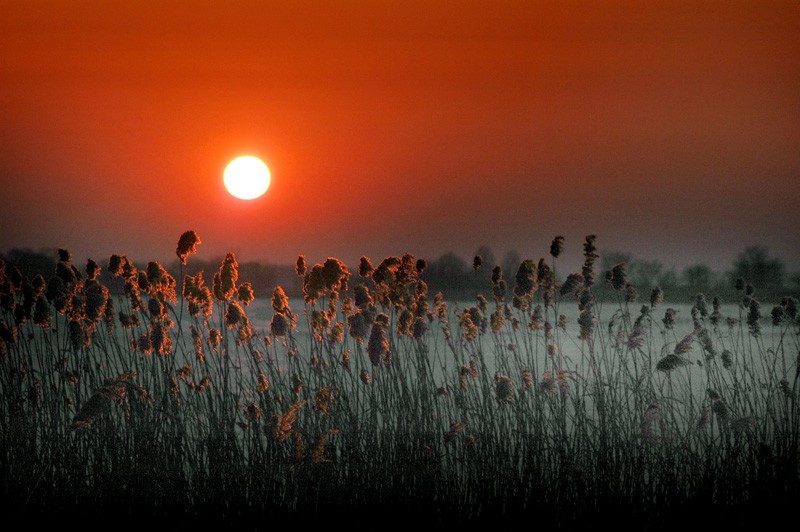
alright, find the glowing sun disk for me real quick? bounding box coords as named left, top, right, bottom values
left=224, top=156, right=271, bottom=200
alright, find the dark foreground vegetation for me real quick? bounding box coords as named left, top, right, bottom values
left=1, top=232, right=798, bottom=529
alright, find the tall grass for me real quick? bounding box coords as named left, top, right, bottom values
left=0, top=234, right=797, bottom=528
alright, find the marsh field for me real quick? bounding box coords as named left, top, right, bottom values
left=0, top=233, right=798, bottom=530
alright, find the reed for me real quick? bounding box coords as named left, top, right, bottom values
left=0, top=233, right=797, bottom=528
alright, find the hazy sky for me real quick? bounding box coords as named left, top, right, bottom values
left=1, top=1, right=798, bottom=273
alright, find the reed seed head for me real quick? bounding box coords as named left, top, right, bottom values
left=358, top=256, right=373, bottom=277
left=494, top=373, right=514, bottom=404
left=237, top=282, right=255, bottom=306
left=270, top=312, right=290, bottom=337
left=656, top=353, right=691, bottom=372
left=176, top=230, right=202, bottom=265
left=359, top=369, right=372, bottom=385
left=367, top=319, right=391, bottom=367
left=663, top=308, right=677, bottom=330
left=550, top=236, right=565, bottom=258
left=85, top=259, right=101, bottom=281
left=295, top=255, right=307, bottom=277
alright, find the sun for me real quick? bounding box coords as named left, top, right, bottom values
left=223, top=156, right=271, bottom=200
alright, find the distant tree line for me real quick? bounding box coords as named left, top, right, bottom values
left=419, top=245, right=797, bottom=302
left=0, top=248, right=301, bottom=301
left=593, top=246, right=793, bottom=301
left=1, top=245, right=796, bottom=303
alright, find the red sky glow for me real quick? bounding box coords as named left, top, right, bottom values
left=1, top=0, right=799, bottom=272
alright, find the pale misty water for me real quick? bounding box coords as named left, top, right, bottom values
left=238, top=297, right=796, bottom=403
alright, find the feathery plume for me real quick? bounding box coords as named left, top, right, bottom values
left=270, top=312, right=290, bottom=338
left=213, top=253, right=239, bottom=301
left=274, top=400, right=306, bottom=443
left=271, top=286, right=290, bottom=314
left=295, top=255, right=307, bottom=277
left=70, top=372, right=145, bottom=430
left=626, top=324, right=646, bottom=350
left=607, top=263, right=629, bottom=291
left=347, top=310, right=369, bottom=344
left=312, top=386, right=336, bottom=415
left=521, top=368, right=534, bottom=390
left=560, top=272, right=584, bottom=296
left=489, top=306, right=505, bottom=333
left=367, top=316, right=391, bottom=367
left=358, top=256, right=373, bottom=277
left=540, top=371, right=556, bottom=394
left=491, top=265, right=502, bottom=285
left=303, top=258, right=351, bottom=303
left=513, top=259, right=538, bottom=298
left=494, top=374, right=514, bottom=404
left=237, top=282, right=255, bottom=306
left=721, top=349, right=733, bottom=369
left=359, top=369, right=372, bottom=385
left=581, top=235, right=599, bottom=287
left=656, top=353, right=691, bottom=372
left=176, top=230, right=201, bottom=265
left=650, top=287, right=664, bottom=307
left=711, top=398, right=729, bottom=422
left=577, top=307, right=595, bottom=341
left=538, top=258, right=555, bottom=306
left=183, top=272, right=214, bottom=319
left=256, top=373, right=270, bottom=394
left=85, top=259, right=101, bottom=281
left=550, top=236, right=565, bottom=258
left=84, top=280, right=109, bottom=322
left=663, top=308, right=677, bottom=330
left=208, top=328, right=221, bottom=353
left=225, top=301, right=247, bottom=328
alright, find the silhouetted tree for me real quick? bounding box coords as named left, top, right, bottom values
left=683, top=264, right=712, bottom=294
left=631, top=259, right=664, bottom=290
left=657, top=269, right=679, bottom=292
left=1, top=248, right=57, bottom=279
left=731, top=246, right=785, bottom=290
left=422, top=252, right=472, bottom=295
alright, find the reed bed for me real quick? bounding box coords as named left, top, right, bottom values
left=0, top=233, right=797, bottom=529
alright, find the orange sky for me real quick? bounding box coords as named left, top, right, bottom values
left=1, top=0, right=799, bottom=271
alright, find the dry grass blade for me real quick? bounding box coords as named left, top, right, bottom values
left=70, top=371, right=144, bottom=431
